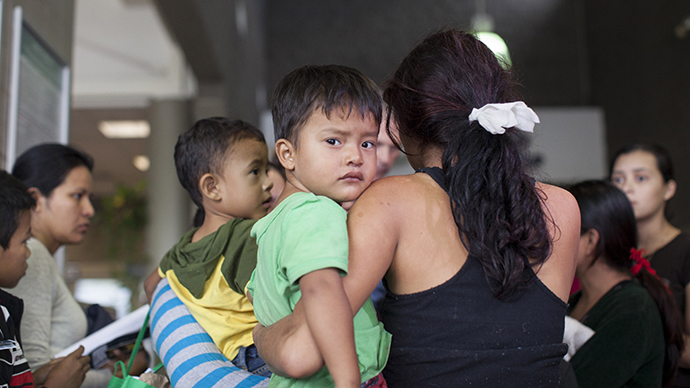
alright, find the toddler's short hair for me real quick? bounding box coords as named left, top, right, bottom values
left=0, top=170, right=35, bottom=249
left=271, top=65, right=382, bottom=145
left=175, top=118, right=266, bottom=208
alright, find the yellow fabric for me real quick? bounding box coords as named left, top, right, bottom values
left=160, top=256, right=256, bottom=360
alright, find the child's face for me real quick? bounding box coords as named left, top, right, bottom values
left=290, top=109, right=378, bottom=203
left=0, top=210, right=31, bottom=288
left=217, top=138, right=274, bottom=219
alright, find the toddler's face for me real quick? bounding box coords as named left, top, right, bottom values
left=0, top=210, right=31, bottom=288
left=290, top=109, right=377, bottom=203
left=217, top=138, right=273, bottom=219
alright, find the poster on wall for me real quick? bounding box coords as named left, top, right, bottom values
left=5, top=6, right=70, bottom=171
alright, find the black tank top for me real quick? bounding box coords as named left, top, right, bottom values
left=381, top=167, right=567, bottom=387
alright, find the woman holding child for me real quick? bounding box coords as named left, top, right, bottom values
left=253, top=29, right=580, bottom=387
left=610, top=144, right=690, bottom=387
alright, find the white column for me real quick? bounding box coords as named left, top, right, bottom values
left=146, top=99, right=191, bottom=268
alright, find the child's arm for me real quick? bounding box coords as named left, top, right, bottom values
left=144, top=269, right=162, bottom=304
left=299, top=268, right=360, bottom=388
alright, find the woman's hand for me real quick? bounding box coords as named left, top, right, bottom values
left=42, top=346, right=90, bottom=388
left=32, top=358, right=62, bottom=385
left=101, top=348, right=149, bottom=377
left=253, top=301, right=323, bottom=378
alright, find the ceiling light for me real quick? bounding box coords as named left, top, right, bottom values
left=98, top=120, right=150, bottom=139
left=132, top=155, right=150, bottom=171
left=474, top=31, right=512, bottom=68
left=471, top=0, right=512, bottom=68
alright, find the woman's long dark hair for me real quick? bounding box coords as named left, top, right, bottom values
left=12, top=143, right=94, bottom=197
left=569, top=180, right=684, bottom=386
left=384, top=29, right=551, bottom=299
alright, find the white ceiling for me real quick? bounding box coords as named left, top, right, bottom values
left=70, top=0, right=197, bottom=195
left=72, top=0, right=196, bottom=107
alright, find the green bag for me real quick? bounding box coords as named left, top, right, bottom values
left=106, top=311, right=163, bottom=388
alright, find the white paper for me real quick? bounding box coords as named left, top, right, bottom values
left=55, top=305, right=149, bottom=358
left=563, top=315, right=595, bottom=361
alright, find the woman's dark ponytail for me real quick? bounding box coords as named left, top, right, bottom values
left=442, top=122, right=550, bottom=298
left=384, top=29, right=551, bottom=299
left=630, top=252, right=685, bottom=386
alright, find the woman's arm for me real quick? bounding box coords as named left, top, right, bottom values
left=252, top=311, right=320, bottom=377
left=342, top=180, right=401, bottom=311
left=535, top=183, right=581, bottom=302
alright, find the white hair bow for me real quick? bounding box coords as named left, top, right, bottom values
left=468, top=101, right=540, bottom=135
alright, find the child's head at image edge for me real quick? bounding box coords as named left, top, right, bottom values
left=0, top=170, right=35, bottom=288
left=175, top=117, right=273, bottom=222
left=272, top=64, right=383, bottom=203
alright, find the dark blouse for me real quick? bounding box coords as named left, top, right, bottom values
left=381, top=167, right=567, bottom=387
left=568, top=281, right=665, bottom=388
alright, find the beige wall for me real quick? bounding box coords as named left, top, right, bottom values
left=0, top=0, right=75, bottom=170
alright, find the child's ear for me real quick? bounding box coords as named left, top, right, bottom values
left=275, top=139, right=296, bottom=171
left=199, top=173, right=222, bottom=202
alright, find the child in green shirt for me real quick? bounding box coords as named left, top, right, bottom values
left=248, top=65, right=391, bottom=387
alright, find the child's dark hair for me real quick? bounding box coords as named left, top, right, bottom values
left=0, top=170, right=35, bottom=249
left=384, top=29, right=548, bottom=299
left=568, top=180, right=684, bottom=386
left=175, top=117, right=266, bottom=212
left=12, top=143, right=94, bottom=197
left=610, top=143, right=674, bottom=183
left=271, top=65, right=382, bottom=145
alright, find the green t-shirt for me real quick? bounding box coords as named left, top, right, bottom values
left=248, top=192, right=391, bottom=388
left=568, top=280, right=665, bottom=388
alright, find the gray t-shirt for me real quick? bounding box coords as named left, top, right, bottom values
left=4, top=238, right=111, bottom=387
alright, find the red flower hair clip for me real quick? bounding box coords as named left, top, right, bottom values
left=630, top=247, right=671, bottom=294
left=629, top=248, right=654, bottom=276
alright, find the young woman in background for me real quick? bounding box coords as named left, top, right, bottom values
left=611, top=144, right=690, bottom=387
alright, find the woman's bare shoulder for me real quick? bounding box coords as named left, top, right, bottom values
left=350, top=174, right=433, bottom=219
left=362, top=173, right=438, bottom=199
left=537, top=182, right=580, bottom=228
left=356, top=174, right=438, bottom=210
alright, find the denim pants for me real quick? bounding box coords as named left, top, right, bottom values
left=232, top=345, right=272, bottom=377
